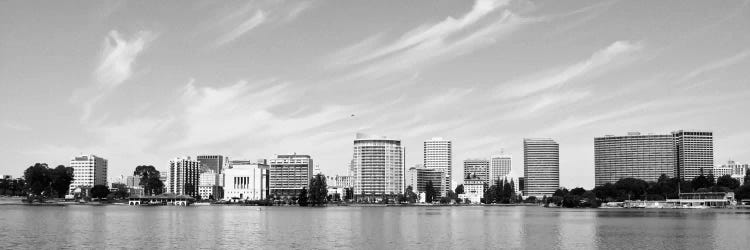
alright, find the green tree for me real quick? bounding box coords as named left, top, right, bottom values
left=745, top=171, right=750, bottom=185
left=615, top=178, right=648, bottom=200
left=111, top=183, right=129, bottom=199
left=90, top=185, right=110, bottom=200
left=50, top=165, right=74, bottom=198
left=736, top=183, right=750, bottom=202
left=298, top=187, right=309, bottom=206
left=309, top=173, right=328, bottom=206
left=425, top=181, right=436, bottom=203
left=455, top=184, right=464, bottom=195
left=134, top=165, right=164, bottom=195
left=405, top=185, right=418, bottom=203
left=691, top=174, right=711, bottom=190
left=716, top=175, right=740, bottom=190
left=24, top=163, right=53, bottom=201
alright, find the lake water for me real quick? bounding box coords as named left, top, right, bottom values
left=1, top=205, right=749, bottom=249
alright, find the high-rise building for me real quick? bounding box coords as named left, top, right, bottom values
left=166, top=157, right=200, bottom=196
left=463, top=159, right=489, bottom=185
left=594, top=132, right=676, bottom=186
left=69, top=154, right=108, bottom=193
left=197, top=155, right=226, bottom=186
left=352, top=133, right=405, bottom=200
left=424, top=137, right=452, bottom=196
left=198, top=169, right=221, bottom=200
left=715, top=161, right=749, bottom=185
left=673, top=131, right=714, bottom=181
left=406, top=165, right=447, bottom=197
left=224, top=160, right=269, bottom=200
left=269, top=154, right=313, bottom=198
left=489, top=154, right=512, bottom=182
left=523, top=138, right=559, bottom=197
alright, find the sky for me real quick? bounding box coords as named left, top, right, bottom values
left=1, top=0, right=749, bottom=189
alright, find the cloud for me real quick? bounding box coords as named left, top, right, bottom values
left=679, top=49, right=750, bottom=83
left=214, top=10, right=267, bottom=47
left=326, top=0, right=531, bottom=79
left=498, top=40, right=643, bottom=99
left=95, top=30, right=156, bottom=88
left=2, top=121, right=32, bottom=131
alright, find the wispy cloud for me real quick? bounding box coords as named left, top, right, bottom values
left=678, top=49, right=750, bottom=83
left=73, top=30, right=156, bottom=121
left=215, top=10, right=267, bottom=47
left=326, top=0, right=532, bottom=79
left=497, top=40, right=643, bottom=99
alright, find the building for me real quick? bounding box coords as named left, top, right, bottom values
left=335, top=175, right=354, bottom=188
left=490, top=154, right=512, bottom=183
left=224, top=160, right=269, bottom=200
left=463, top=159, right=490, bottom=185
left=198, top=169, right=222, bottom=200
left=126, top=176, right=140, bottom=188
left=166, top=157, right=200, bottom=196
left=424, top=137, right=452, bottom=197
left=406, top=165, right=448, bottom=197
left=69, top=154, right=108, bottom=194
left=269, top=154, right=313, bottom=199
left=460, top=179, right=485, bottom=204
left=716, top=161, right=749, bottom=185
left=197, top=155, right=227, bottom=186
left=352, top=133, right=405, bottom=200
left=523, top=138, right=559, bottom=197
left=673, top=130, right=714, bottom=181
left=518, top=177, right=525, bottom=192
left=594, top=132, right=676, bottom=186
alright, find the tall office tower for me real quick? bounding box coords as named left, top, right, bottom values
left=406, top=165, right=447, bottom=197
left=224, top=160, right=269, bottom=200
left=523, top=138, right=559, bottom=197
left=69, top=154, right=108, bottom=193
left=166, top=157, right=200, bottom=196
left=352, top=133, right=405, bottom=200
left=197, top=155, right=226, bottom=185
left=463, top=159, right=490, bottom=185
left=673, top=131, right=714, bottom=181
left=268, top=154, right=313, bottom=198
left=594, top=132, right=676, bottom=186
left=424, top=137, right=452, bottom=197
left=489, top=154, right=512, bottom=182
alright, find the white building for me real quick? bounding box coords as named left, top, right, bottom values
left=460, top=179, right=485, bottom=204
left=524, top=138, right=559, bottom=197
left=424, top=137, right=452, bottom=196
left=69, top=154, right=108, bottom=193
left=223, top=160, right=269, bottom=200
left=716, top=161, right=749, bottom=185
left=352, top=133, right=404, bottom=200
left=166, top=157, right=200, bottom=196
left=490, top=154, right=512, bottom=183
left=199, top=169, right=221, bottom=200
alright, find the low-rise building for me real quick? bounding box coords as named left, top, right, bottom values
left=223, top=160, right=269, bottom=201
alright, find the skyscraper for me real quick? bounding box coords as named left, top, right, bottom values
left=69, top=154, right=108, bottom=193
left=489, top=154, right=512, bottom=182
left=594, top=132, right=676, bottom=186
left=423, top=137, right=452, bottom=196
left=197, top=155, right=226, bottom=186
left=463, top=159, right=489, bottom=184
left=406, top=165, right=447, bottom=197
left=523, top=138, right=559, bottom=197
left=352, top=133, right=404, bottom=200
left=673, top=130, right=714, bottom=181
left=268, top=154, right=313, bottom=198
left=166, top=157, right=200, bottom=196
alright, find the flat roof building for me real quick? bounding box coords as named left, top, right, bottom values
left=524, top=138, right=559, bottom=197
left=594, top=132, right=676, bottom=186
left=69, top=154, right=108, bottom=193
left=269, top=155, right=313, bottom=199
left=352, top=133, right=404, bottom=200
left=424, top=137, right=452, bottom=197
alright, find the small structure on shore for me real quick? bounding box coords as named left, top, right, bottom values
left=128, top=193, right=195, bottom=206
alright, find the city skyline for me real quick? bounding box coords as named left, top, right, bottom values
left=2, top=0, right=750, bottom=189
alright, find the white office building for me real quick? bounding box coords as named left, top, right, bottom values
left=352, top=133, right=405, bottom=200
left=69, top=154, right=108, bottom=193
left=424, top=137, right=452, bottom=196
left=490, top=154, right=512, bottom=183
left=166, top=157, right=200, bottom=196
left=224, top=160, right=269, bottom=200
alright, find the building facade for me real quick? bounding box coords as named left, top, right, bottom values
left=69, top=154, right=108, bottom=193
left=716, top=161, right=749, bottom=185
left=224, top=160, right=269, bottom=200
left=489, top=154, right=512, bottom=183
left=594, top=132, right=676, bottom=186
left=673, top=131, right=714, bottom=181
left=463, top=159, right=490, bottom=185
left=406, top=166, right=447, bottom=197
left=166, top=157, right=200, bottom=196
left=523, top=138, right=559, bottom=197
left=352, top=133, right=404, bottom=200
left=424, top=137, right=452, bottom=197
left=198, top=169, right=222, bottom=200
left=269, top=155, right=313, bottom=198
left=197, top=155, right=227, bottom=186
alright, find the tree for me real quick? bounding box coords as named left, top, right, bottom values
left=309, top=174, right=328, bottom=206
left=455, top=184, right=464, bottom=195
left=425, top=181, right=436, bottom=203
left=134, top=165, right=164, bottom=195
left=716, top=175, right=740, bottom=190
left=570, top=187, right=586, bottom=196
left=615, top=178, right=648, bottom=200
left=483, top=185, right=497, bottom=204
left=111, top=183, right=129, bottom=199
left=90, top=185, right=110, bottom=200
left=691, top=174, right=711, bottom=190
left=50, top=165, right=74, bottom=198
left=745, top=171, right=750, bottom=185
left=405, top=185, right=418, bottom=203
left=24, top=163, right=53, bottom=200
left=298, top=187, right=309, bottom=206
left=736, top=183, right=750, bottom=202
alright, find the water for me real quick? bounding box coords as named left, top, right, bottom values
left=1, top=205, right=749, bottom=249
